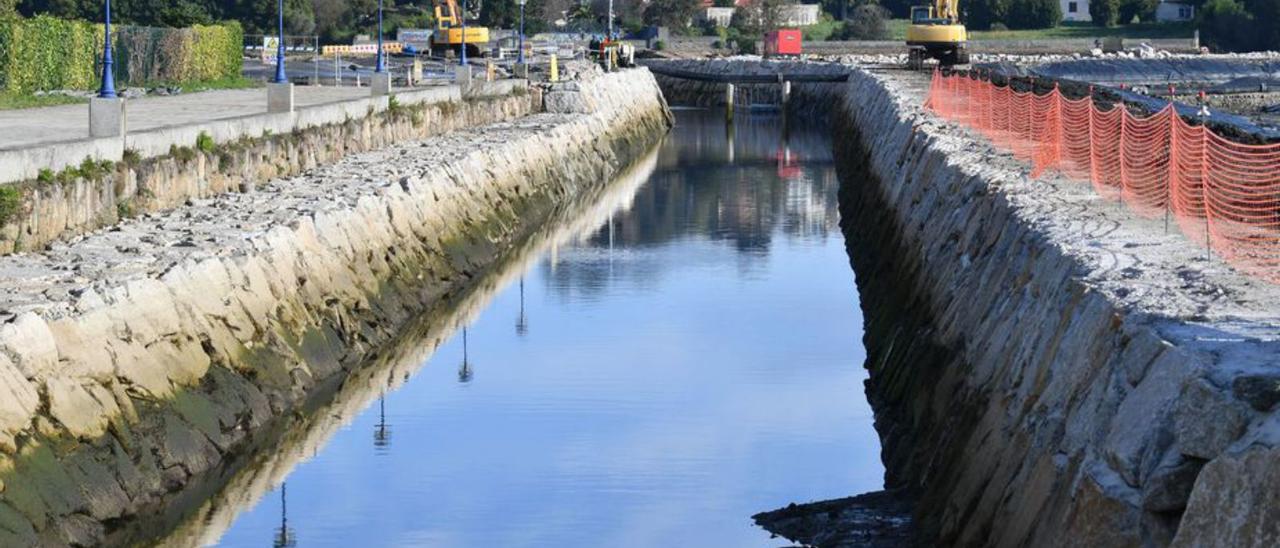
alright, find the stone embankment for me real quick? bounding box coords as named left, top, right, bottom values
left=839, top=67, right=1280, bottom=546
left=145, top=146, right=661, bottom=548
left=652, top=60, right=1280, bottom=546
left=0, top=82, right=536, bottom=256
left=0, top=66, right=670, bottom=546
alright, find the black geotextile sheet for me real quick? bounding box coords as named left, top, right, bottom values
left=972, top=59, right=1280, bottom=140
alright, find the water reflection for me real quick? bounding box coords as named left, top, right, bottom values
left=543, top=110, right=840, bottom=302
left=150, top=110, right=879, bottom=548
left=457, top=328, right=474, bottom=384
left=143, top=140, right=662, bottom=548
left=373, top=395, right=391, bottom=454
left=515, top=278, right=530, bottom=336
left=271, top=484, right=295, bottom=548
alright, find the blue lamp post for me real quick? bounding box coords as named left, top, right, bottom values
left=375, top=0, right=386, bottom=73
left=98, top=0, right=116, bottom=98
left=517, top=0, right=527, bottom=65
left=273, top=0, right=287, bottom=83
left=459, top=0, right=468, bottom=66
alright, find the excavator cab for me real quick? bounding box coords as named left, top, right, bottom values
left=906, top=0, right=968, bottom=70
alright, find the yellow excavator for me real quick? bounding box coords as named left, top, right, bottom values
left=429, top=0, right=490, bottom=58
left=906, top=0, right=968, bottom=70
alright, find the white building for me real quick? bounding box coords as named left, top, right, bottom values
left=1156, top=0, right=1195, bottom=21
left=1061, top=0, right=1091, bottom=22
left=699, top=3, right=820, bottom=28
left=701, top=7, right=735, bottom=27
left=778, top=4, right=820, bottom=26
left=1057, top=0, right=1193, bottom=23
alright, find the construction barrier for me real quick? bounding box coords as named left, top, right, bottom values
left=321, top=42, right=404, bottom=56
left=925, top=70, right=1280, bottom=284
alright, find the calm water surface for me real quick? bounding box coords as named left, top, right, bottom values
left=207, top=110, right=882, bottom=547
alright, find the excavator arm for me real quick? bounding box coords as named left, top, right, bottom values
left=434, top=0, right=461, bottom=29
left=429, top=0, right=490, bottom=57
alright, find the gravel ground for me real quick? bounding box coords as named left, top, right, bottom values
left=0, top=114, right=579, bottom=323
left=863, top=61, right=1280, bottom=385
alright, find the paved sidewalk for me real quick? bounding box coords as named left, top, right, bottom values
left=0, top=86, right=394, bottom=150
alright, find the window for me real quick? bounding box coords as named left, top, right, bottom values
left=1068, top=1, right=1078, bottom=12
left=1179, top=6, right=1193, bottom=18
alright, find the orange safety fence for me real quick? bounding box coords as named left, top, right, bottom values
left=924, top=69, right=1280, bottom=284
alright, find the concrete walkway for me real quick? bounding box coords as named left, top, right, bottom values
left=0, top=86, right=401, bottom=150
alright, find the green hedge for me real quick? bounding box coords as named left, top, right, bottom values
left=0, top=15, right=242, bottom=94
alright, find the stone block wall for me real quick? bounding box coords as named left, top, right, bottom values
left=0, top=68, right=671, bottom=546
left=836, top=68, right=1280, bottom=547
left=0, top=86, right=538, bottom=254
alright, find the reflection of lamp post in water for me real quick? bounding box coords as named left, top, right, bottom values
left=726, top=121, right=735, bottom=164
left=515, top=278, right=529, bottom=336
left=273, top=483, right=296, bottom=548
left=458, top=327, right=473, bottom=383
left=373, top=393, right=391, bottom=453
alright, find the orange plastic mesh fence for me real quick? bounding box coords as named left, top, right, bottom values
left=924, top=70, right=1280, bottom=284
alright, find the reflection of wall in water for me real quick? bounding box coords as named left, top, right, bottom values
left=655, top=108, right=833, bottom=172
left=541, top=111, right=839, bottom=300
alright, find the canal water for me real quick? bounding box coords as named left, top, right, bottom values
left=192, top=109, right=882, bottom=547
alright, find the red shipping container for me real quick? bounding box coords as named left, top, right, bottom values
left=764, top=29, right=802, bottom=56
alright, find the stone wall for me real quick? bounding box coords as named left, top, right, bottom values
left=0, top=67, right=671, bottom=546
left=0, top=84, right=537, bottom=255
left=644, top=59, right=845, bottom=119
left=651, top=59, right=1280, bottom=547
left=836, top=68, right=1280, bottom=547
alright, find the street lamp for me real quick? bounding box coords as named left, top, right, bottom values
left=375, top=0, right=386, bottom=73
left=459, top=0, right=468, bottom=66
left=98, top=0, right=116, bottom=98
left=273, top=0, right=287, bottom=83
left=517, top=0, right=527, bottom=65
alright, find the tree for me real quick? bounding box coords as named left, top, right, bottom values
left=481, top=0, right=549, bottom=34
left=963, top=0, right=1009, bottom=29
left=840, top=4, right=888, bottom=38
left=1089, top=0, right=1119, bottom=25
left=1244, top=0, right=1280, bottom=51
left=879, top=0, right=914, bottom=17
left=1117, top=0, right=1157, bottom=22
left=642, top=0, right=699, bottom=29
left=1198, top=0, right=1256, bottom=50
left=1004, top=0, right=1059, bottom=27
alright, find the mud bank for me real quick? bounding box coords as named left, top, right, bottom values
left=0, top=67, right=670, bottom=546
